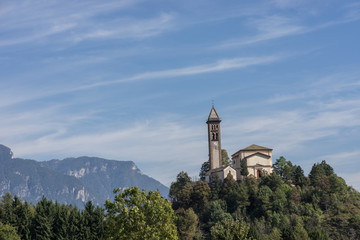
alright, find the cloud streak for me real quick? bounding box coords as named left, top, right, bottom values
left=0, top=0, right=172, bottom=47
left=217, top=7, right=360, bottom=49
left=0, top=55, right=283, bottom=109
left=69, top=55, right=283, bottom=90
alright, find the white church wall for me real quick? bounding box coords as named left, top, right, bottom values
left=247, top=155, right=271, bottom=166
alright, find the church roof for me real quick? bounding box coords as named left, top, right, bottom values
left=207, top=106, right=221, bottom=122
left=241, top=144, right=272, bottom=151
left=232, top=144, right=272, bottom=157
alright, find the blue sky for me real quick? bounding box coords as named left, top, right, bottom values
left=1, top=0, right=360, bottom=189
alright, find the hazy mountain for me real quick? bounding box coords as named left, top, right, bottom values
left=0, top=144, right=169, bottom=207
left=43, top=156, right=169, bottom=204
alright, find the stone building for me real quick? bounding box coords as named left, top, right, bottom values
left=205, top=106, right=273, bottom=182
left=232, top=144, right=273, bottom=179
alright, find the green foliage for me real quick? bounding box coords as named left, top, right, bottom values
left=199, top=161, right=210, bottom=181
left=0, top=193, right=105, bottom=240
left=0, top=222, right=20, bottom=240
left=221, top=149, right=231, bottom=167
left=309, top=160, right=334, bottom=186
left=210, top=174, right=222, bottom=200
left=268, top=227, right=282, bottom=240
left=31, top=197, right=52, bottom=240
left=291, top=223, right=310, bottom=240
left=105, top=186, right=178, bottom=240
left=292, top=165, right=307, bottom=186
left=202, top=200, right=232, bottom=230
left=210, top=218, right=251, bottom=240
left=176, top=208, right=201, bottom=240
left=190, top=159, right=360, bottom=239
left=240, top=159, right=249, bottom=176
left=170, top=171, right=193, bottom=210
left=0, top=157, right=359, bottom=240
left=191, top=181, right=211, bottom=213
left=273, top=156, right=294, bottom=182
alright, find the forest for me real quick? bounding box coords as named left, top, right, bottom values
left=1, top=156, right=360, bottom=240
left=170, top=157, right=360, bottom=239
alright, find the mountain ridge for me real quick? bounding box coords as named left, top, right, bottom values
left=0, top=144, right=169, bottom=207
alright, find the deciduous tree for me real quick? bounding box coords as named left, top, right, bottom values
left=105, top=187, right=178, bottom=240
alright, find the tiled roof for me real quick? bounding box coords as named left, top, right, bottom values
left=232, top=144, right=272, bottom=157
left=241, top=144, right=272, bottom=151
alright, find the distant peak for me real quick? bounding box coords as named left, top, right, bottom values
left=0, top=144, right=14, bottom=161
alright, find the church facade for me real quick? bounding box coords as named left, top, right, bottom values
left=205, top=106, right=273, bottom=182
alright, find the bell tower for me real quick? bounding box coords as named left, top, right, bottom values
left=207, top=106, right=222, bottom=170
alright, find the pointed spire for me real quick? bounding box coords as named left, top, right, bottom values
left=207, top=106, right=220, bottom=122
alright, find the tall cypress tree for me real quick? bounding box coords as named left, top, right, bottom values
left=240, top=159, right=249, bottom=176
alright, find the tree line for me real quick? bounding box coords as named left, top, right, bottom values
left=1, top=156, right=360, bottom=239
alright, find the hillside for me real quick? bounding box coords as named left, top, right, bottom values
left=170, top=158, right=360, bottom=239
left=0, top=144, right=169, bottom=207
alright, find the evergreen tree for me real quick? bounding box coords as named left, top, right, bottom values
left=292, top=165, right=307, bottom=186
left=210, top=174, right=222, bottom=200
left=83, top=201, right=105, bottom=240
left=51, top=203, right=68, bottom=240
left=170, top=171, right=193, bottom=210
left=0, top=193, right=16, bottom=225
left=190, top=181, right=211, bottom=213
left=14, top=201, right=32, bottom=240
left=199, top=161, right=210, bottom=181
left=309, top=160, right=334, bottom=186
left=240, top=159, right=249, bottom=176
left=32, top=198, right=52, bottom=240
left=67, top=207, right=82, bottom=240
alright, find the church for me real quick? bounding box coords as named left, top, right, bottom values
left=205, top=106, right=273, bottom=182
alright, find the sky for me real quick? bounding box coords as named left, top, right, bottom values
left=1, top=0, right=360, bottom=189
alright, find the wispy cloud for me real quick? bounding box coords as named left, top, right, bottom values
left=70, top=55, right=283, bottom=90
left=0, top=0, right=172, bottom=47
left=218, top=15, right=305, bottom=48
left=217, top=7, right=360, bottom=49
left=71, top=13, right=174, bottom=42
left=0, top=55, right=283, bottom=109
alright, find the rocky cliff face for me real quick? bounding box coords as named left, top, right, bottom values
left=43, top=156, right=169, bottom=204
left=0, top=144, right=13, bottom=161
left=0, top=144, right=169, bottom=207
